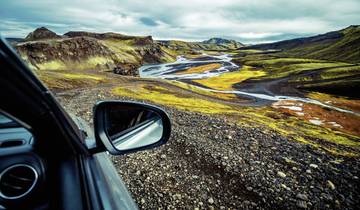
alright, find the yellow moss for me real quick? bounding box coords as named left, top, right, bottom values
left=236, top=49, right=266, bottom=53
left=37, top=71, right=106, bottom=90
left=37, top=60, right=66, bottom=70
left=35, top=56, right=114, bottom=71
left=234, top=107, right=359, bottom=157
left=246, top=58, right=325, bottom=65
left=165, top=80, right=238, bottom=100
left=112, top=85, right=237, bottom=114
left=194, top=66, right=266, bottom=90
left=86, top=56, right=114, bottom=67
left=307, top=92, right=360, bottom=113
left=176, top=63, right=222, bottom=75
left=62, top=73, right=105, bottom=81
left=101, top=40, right=139, bottom=63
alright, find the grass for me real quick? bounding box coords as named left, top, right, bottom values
left=264, top=62, right=347, bottom=79
left=232, top=55, right=355, bottom=82
left=102, top=39, right=176, bottom=64
left=319, top=65, right=360, bottom=80
left=236, top=107, right=360, bottom=157
left=273, top=26, right=360, bottom=63
left=111, top=81, right=360, bottom=157
left=244, top=57, right=327, bottom=66
left=35, top=56, right=115, bottom=71
left=112, top=84, right=237, bottom=114
left=165, top=80, right=239, bottom=100
left=37, top=71, right=106, bottom=90
left=307, top=92, right=360, bottom=112
left=193, top=66, right=266, bottom=90
left=176, top=63, right=222, bottom=75
left=36, top=60, right=67, bottom=70
left=101, top=39, right=141, bottom=64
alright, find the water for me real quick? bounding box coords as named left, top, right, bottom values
left=139, top=54, right=359, bottom=116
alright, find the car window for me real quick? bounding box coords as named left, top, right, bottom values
left=0, top=113, right=21, bottom=128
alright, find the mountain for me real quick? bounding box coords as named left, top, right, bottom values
left=244, top=25, right=360, bottom=63
left=158, top=38, right=243, bottom=53
left=24, top=27, right=62, bottom=41
left=64, top=31, right=154, bottom=45
left=14, top=27, right=176, bottom=75
left=203, top=37, right=244, bottom=48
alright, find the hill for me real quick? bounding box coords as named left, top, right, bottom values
left=244, top=25, right=360, bottom=63
left=203, top=37, right=244, bottom=48
left=25, top=27, right=62, bottom=41
left=158, top=38, right=244, bottom=54
left=14, top=27, right=176, bottom=75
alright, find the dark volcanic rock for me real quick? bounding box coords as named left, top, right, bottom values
left=113, top=64, right=139, bottom=76
left=16, top=37, right=114, bottom=69
left=56, top=86, right=360, bottom=210
left=25, top=27, right=61, bottom=41
left=64, top=31, right=154, bottom=45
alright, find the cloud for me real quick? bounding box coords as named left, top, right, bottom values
left=1, top=0, right=360, bottom=43
left=140, top=17, right=159, bottom=26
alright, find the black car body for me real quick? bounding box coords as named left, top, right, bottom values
left=0, top=37, right=171, bottom=209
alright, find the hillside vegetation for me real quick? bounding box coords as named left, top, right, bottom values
left=158, top=38, right=244, bottom=55
left=14, top=27, right=177, bottom=76
left=245, top=25, right=360, bottom=63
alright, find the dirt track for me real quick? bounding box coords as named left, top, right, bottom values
left=56, top=82, right=360, bottom=210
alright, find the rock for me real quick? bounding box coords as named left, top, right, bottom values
left=310, top=164, right=318, bottom=169
left=306, top=169, right=312, bottom=174
left=327, top=180, right=336, bottom=190
left=277, top=171, right=286, bottom=178
left=140, top=198, right=145, bottom=204
left=25, top=27, right=61, bottom=41
left=296, top=200, right=307, bottom=208
left=296, top=193, right=308, bottom=201
left=208, top=197, right=214, bottom=204
left=160, top=154, right=166, bottom=159
left=281, top=184, right=290, bottom=191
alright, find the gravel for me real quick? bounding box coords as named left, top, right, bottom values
left=57, top=87, right=360, bottom=210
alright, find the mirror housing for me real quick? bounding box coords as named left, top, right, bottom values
left=93, top=101, right=171, bottom=155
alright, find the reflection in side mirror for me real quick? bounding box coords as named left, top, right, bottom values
left=106, top=107, right=163, bottom=150
left=93, top=101, right=171, bottom=155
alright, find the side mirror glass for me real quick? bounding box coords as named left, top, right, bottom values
left=93, top=101, right=171, bottom=155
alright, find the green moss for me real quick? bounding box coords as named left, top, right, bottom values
left=86, top=56, right=114, bottom=67
left=165, top=80, right=238, bottom=100
left=193, top=66, right=266, bottom=90
left=111, top=80, right=359, bottom=157
left=35, top=56, right=115, bottom=71
left=112, top=85, right=237, bottom=114
left=36, top=60, right=67, bottom=70
left=37, top=71, right=107, bottom=90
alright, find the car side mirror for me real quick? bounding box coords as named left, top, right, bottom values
left=93, top=101, right=171, bottom=155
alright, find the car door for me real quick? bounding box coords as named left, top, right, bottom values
left=0, top=37, right=139, bottom=209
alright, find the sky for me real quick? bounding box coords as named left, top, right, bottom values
left=1, top=0, right=360, bottom=44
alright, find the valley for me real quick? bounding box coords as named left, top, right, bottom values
left=9, top=26, right=360, bottom=209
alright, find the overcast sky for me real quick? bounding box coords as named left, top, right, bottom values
left=1, top=0, right=359, bottom=43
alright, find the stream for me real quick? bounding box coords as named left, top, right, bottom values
left=139, top=54, right=359, bottom=117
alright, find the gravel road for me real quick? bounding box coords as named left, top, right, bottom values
left=56, top=86, right=360, bottom=210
